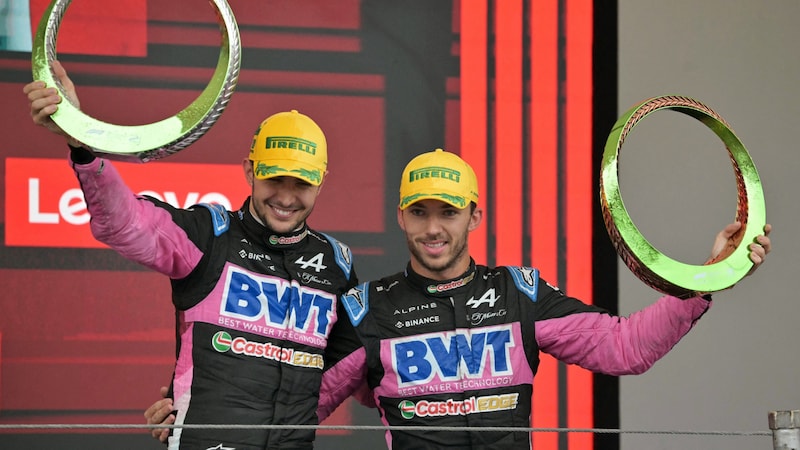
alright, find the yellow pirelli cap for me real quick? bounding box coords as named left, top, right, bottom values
left=399, top=148, right=479, bottom=210
left=249, top=110, right=327, bottom=186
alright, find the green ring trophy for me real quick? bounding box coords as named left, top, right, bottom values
left=31, top=0, right=241, bottom=162
left=601, top=95, right=767, bottom=298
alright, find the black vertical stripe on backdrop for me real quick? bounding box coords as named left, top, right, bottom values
left=592, top=0, right=620, bottom=449
left=522, top=0, right=532, bottom=268
left=486, top=0, right=497, bottom=269
left=556, top=0, right=570, bottom=448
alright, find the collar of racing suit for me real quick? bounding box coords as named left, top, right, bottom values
left=238, top=198, right=310, bottom=250
left=404, top=259, right=478, bottom=297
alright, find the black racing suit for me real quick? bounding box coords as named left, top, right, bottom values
left=73, top=157, right=358, bottom=449
left=319, top=260, right=711, bottom=449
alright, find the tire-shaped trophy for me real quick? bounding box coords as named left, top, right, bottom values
left=600, top=95, right=767, bottom=298
left=31, top=0, right=241, bottom=162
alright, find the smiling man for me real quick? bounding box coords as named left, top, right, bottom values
left=24, top=63, right=359, bottom=450
left=318, top=148, right=772, bottom=450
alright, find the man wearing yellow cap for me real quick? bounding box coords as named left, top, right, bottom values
left=25, top=63, right=358, bottom=450
left=318, top=149, right=771, bottom=449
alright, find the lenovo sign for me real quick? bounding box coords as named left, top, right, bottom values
left=5, top=158, right=249, bottom=248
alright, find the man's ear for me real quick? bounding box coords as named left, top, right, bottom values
left=468, top=207, right=483, bottom=232
left=242, top=159, right=254, bottom=186
left=315, top=171, right=329, bottom=196
left=396, top=207, right=406, bottom=232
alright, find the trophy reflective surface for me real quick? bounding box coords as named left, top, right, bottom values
left=31, top=0, right=241, bottom=162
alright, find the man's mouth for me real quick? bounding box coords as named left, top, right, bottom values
left=271, top=205, right=297, bottom=217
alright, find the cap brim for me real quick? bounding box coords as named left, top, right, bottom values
left=252, top=159, right=324, bottom=186
left=399, top=191, right=472, bottom=210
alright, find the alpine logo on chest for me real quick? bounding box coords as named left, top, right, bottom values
left=465, top=288, right=501, bottom=309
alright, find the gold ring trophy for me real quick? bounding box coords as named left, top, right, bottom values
left=31, top=0, right=241, bottom=162
left=601, top=95, right=766, bottom=298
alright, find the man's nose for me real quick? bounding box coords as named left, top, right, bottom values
left=272, top=183, right=297, bottom=204
left=423, top=216, right=444, bottom=235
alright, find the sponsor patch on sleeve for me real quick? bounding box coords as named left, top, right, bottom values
left=341, top=283, right=369, bottom=326
left=507, top=266, right=539, bottom=302
left=197, top=202, right=230, bottom=236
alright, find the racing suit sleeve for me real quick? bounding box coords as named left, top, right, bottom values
left=532, top=281, right=711, bottom=376
left=317, top=349, right=371, bottom=422
left=71, top=155, right=203, bottom=279
left=317, top=302, right=370, bottom=422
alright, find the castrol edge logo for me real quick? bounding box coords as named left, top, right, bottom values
left=4, top=158, right=249, bottom=248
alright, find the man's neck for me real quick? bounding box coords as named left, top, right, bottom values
left=409, top=259, right=471, bottom=281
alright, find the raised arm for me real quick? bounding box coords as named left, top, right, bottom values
left=23, top=61, right=203, bottom=279
left=535, top=222, right=772, bottom=375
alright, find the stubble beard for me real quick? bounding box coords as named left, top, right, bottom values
left=252, top=200, right=310, bottom=234
left=407, top=232, right=469, bottom=279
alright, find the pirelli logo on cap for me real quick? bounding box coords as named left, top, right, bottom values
left=408, top=166, right=461, bottom=183
left=398, top=149, right=479, bottom=210
left=264, top=136, right=317, bottom=155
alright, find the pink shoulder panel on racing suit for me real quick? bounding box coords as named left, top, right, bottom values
left=72, top=157, right=203, bottom=279
left=534, top=295, right=711, bottom=375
